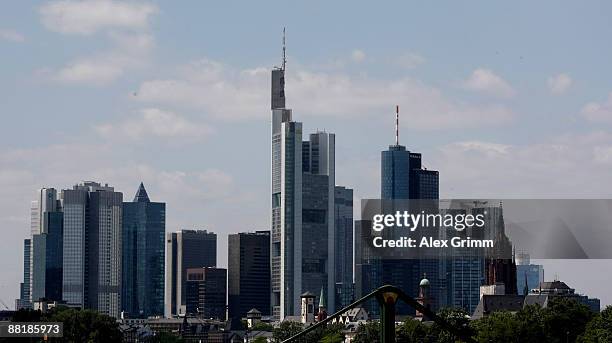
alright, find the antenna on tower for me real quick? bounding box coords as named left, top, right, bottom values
left=395, top=105, right=399, bottom=146
left=282, top=27, right=287, bottom=70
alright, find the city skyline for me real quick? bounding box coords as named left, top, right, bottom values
left=3, top=0, right=612, bottom=309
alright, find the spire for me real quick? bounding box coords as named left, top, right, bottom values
left=282, top=27, right=286, bottom=71
left=133, top=182, right=150, bottom=202
left=395, top=105, right=399, bottom=146
left=318, top=287, right=326, bottom=309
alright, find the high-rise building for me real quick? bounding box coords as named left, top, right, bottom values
left=30, top=188, right=64, bottom=303
left=228, top=231, right=271, bottom=319
left=334, top=186, right=353, bottom=310
left=185, top=267, right=227, bottom=320
left=165, top=229, right=217, bottom=317
left=122, top=183, right=166, bottom=318
left=16, top=239, right=32, bottom=310
left=270, top=35, right=336, bottom=320
left=61, top=182, right=123, bottom=317
left=356, top=108, right=441, bottom=314
left=515, top=252, right=544, bottom=296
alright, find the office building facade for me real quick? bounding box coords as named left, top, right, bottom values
left=16, top=239, right=32, bottom=309
left=61, top=182, right=123, bottom=317
left=165, top=230, right=217, bottom=317
left=515, top=252, right=544, bottom=295
left=228, top=231, right=271, bottom=319
left=29, top=188, right=64, bottom=303
left=334, top=186, right=353, bottom=310
left=270, top=55, right=336, bottom=320
left=122, top=183, right=166, bottom=318
left=185, top=267, right=227, bottom=320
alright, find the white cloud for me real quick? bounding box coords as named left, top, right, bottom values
left=393, top=52, right=426, bottom=69
left=39, top=0, right=158, bottom=35
left=581, top=92, right=612, bottom=123
left=431, top=132, right=612, bottom=198
left=39, top=0, right=157, bottom=85
left=45, top=32, right=154, bottom=85
left=0, top=29, right=25, bottom=42
left=462, top=68, right=515, bottom=98
left=134, top=58, right=513, bottom=130
left=351, top=49, right=366, bottom=63
left=548, top=73, right=572, bottom=94
left=95, top=108, right=213, bottom=142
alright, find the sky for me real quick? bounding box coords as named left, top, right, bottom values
left=2, top=1, right=612, bottom=309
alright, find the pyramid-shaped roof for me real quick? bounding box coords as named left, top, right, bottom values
left=133, top=182, right=150, bottom=202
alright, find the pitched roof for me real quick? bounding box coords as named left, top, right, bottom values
left=133, top=182, right=150, bottom=202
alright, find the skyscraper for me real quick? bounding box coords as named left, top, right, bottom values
left=228, top=231, right=271, bottom=319
left=61, top=182, right=123, bottom=317
left=185, top=267, right=227, bottom=320
left=515, top=252, right=544, bottom=296
left=16, top=239, right=32, bottom=310
left=30, top=188, right=63, bottom=303
left=165, top=229, right=217, bottom=317
left=357, top=107, right=441, bottom=313
left=334, top=186, right=353, bottom=310
left=270, top=33, right=336, bottom=320
left=122, top=183, right=166, bottom=318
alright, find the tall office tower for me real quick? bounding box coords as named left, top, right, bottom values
left=228, top=231, right=271, bottom=319
left=357, top=108, right=441, bottom=313
left=515, top=252, right=544, bottom=295
left=441, top=201, right=491, bottom=313
left=165, top=229, right=217, bottom=317
left=16, top=239, right=32, bottom=309
left=185, top=267, right=227, bottom=320
left=334, top=186, right=353, bottom=310
left=30, top=188, right=63, bottom=303
left=270, top=33, right=336, bottom=320
left=386, top=136, right=439, bottom=312
left=122, top=183, right=166, bottom=318
left=61, top=182, right=123, bottom=317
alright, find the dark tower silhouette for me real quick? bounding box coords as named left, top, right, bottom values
left=484, top=209, right=518, bottom=295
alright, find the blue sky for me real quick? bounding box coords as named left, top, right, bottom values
left=2, top=1, right=612, bottom=308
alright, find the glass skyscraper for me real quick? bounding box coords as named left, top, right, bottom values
left=28, top=188, right=63, bottom=304
left=61, top=182, right=123, bottom=317
left=357, top=138, right=441, bottom=314
left=334, top=186, right=354, bottom=310
left=122, top=183, right=165, bottom=318
left=515, top=252, right=544, bottom=295
left=228, top=231, right=271, bottom=319
left=270, top=53, right=336, bottom=320
left=16, top=239, right=32, bottom=310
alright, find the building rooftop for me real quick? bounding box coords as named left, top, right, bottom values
left=133, top=182, right=150, bottom=202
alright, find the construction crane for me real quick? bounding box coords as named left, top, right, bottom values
left=0, top=298, right=10, bottom=310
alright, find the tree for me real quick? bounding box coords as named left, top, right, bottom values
left=579, top=305, right=612, bottom=343
left=320, top=323, right=345, bottom=343
left=353, top=321, right=380, bottom=343
left=396, top=318, right=431, bottom=343
left=252, top=321, right=275, bottom=332
left=472, top=311, right=521, bottom=343
left=272, top=320, right=304, bottom=343
left=514, top=304, right=546, bottom=342
left=320, top=331, right=344, bottom=343
left=45, top=308, right=123, bottom=343
left=542, top=297, right=593, bottom=343
left=429, top=307, right=473, bottom=343
left=251, top=337, right=268, bottom=343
